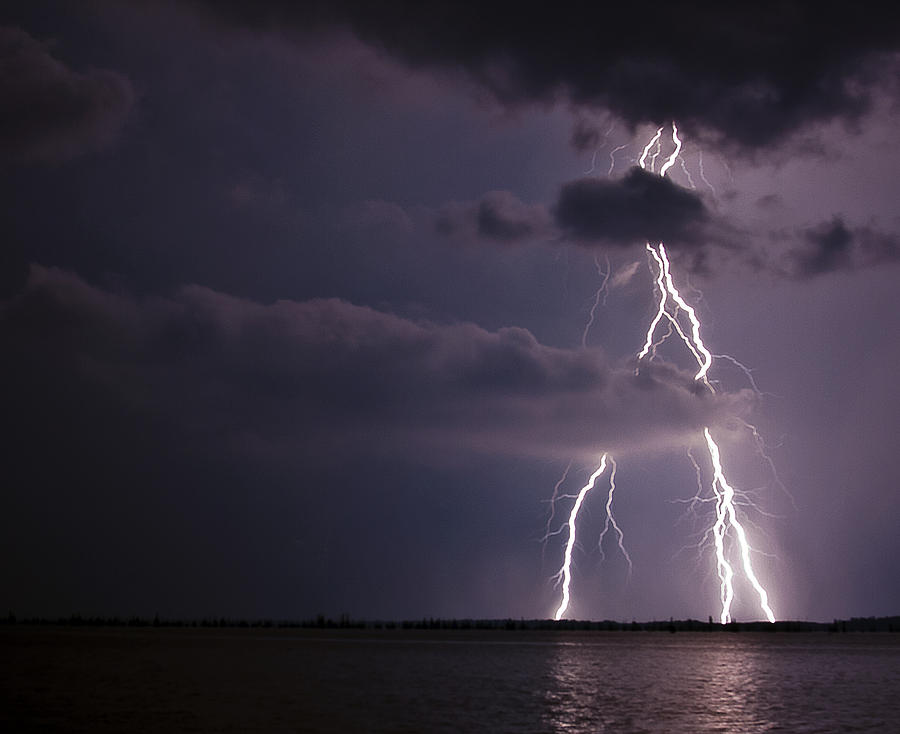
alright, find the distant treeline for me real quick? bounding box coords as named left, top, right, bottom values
left=4, top=611, right=900, bottom=633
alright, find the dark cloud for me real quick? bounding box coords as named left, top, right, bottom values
left=475, top=191, right=546, bottom=242
left=570, top=118, right=601, bottom=153
left=182, top=1, right=900, bottom=150
left=554, top=167, right=709, bottom=248
left=0, top=26, right=134, bottom=162
left=795, top=218, right=854, bottom=275
left=2, top=265, right=751, bottom=463
left=435, top=171, right=723, bottom=255
left=789, top=217, right=900, bottom=278
left=436, top=190, right=549, bottom=244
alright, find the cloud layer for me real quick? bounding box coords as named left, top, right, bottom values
left=434, top=168, right=720, bottom=259
left=435, top=190, right=549, bottom=244
left=187, top=1, right=900, bottom=150
left=555, top=167, right=710, bottom=248
left=0, top=26, right=134, bottom=162
left=789, top=218, right=900, bottom=277
left=2, top=265, right=752, bottom=463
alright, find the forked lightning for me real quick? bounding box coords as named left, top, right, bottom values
left=552, top=123, right=777, bottom=623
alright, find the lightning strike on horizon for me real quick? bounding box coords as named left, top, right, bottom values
left=554, top=454, right=610, bottom=621
left=705, top=428, right=776, bottom=622
left=552, top=123, right=778, bottom=624
left=641, top=241, right=775, bottom=624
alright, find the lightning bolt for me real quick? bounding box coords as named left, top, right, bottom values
left=652, top=242, right=712, bottom=381
left=581, top=254, right=611, bottom=348
left=596, top=456, right=632, bottom=575
left=583, top=120, right=616, bottom=175
left=554, top=454, right=609, bottom=621
left=608, top=143, right=628, bottom=176
left=705, top=429, right=776, bottom=623
left=678, top=158, right=697, bottom=189
left=638, top=126, right=664, bottom=171
left=658, top=122, right=682, bottom=178
left=542, top=460, right=573, bottom=566
left=638, top=242, right=776, bottom=624
left=638, top=240, right=776, bottom=623
left=698, top=150, right=717, bottom=197
left=551, top=122, right=778, bottom=624
left=637, top=242, right=669, bottom=363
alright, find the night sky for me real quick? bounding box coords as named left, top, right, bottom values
left=3, top=1, right=900, bottom=623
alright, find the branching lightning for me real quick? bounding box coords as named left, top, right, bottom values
left=554, top=454, right=609, bottom=621
left=584, top=120, right=616, bottom=175
left=551, top=123, right=779, bottom=623
left=697, top=150, right=717, bottom=197
left=608, top=143, right=628, bottom=176
left=679, top=157, right=697, bottom=189
left=597, top=457, right=632, bottom=575
left=542, top=460, right=573, bottom=566
left=704, top=428, right=776, bottom=622
left=639, top=239, right=776, bottom=623
left=637, top=243, right=669, bottom=363
left=658, top=122, right=682, bottom=178
left=582, top=254, right=611, bottom=348
left=638, top=126, right=664, bottom=171
left=652, top=242, right=712, bottom=381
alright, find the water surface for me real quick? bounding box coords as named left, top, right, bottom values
left=3, top=627, right=899, bottom=732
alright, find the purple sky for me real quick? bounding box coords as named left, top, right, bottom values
left=2, top=1, right=900, bottom=623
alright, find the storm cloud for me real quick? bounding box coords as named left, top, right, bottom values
left=555, top=167, right=710, bottom=248
left=436, top=190, right=550, bottom=244
left=435, top=170, right=714, bottom=251
left=3, top=0, right=900, bottom=624
left=2, top=265, right=751, bottom=463
left=787, top=217, right=900, bottom=278
left=0, top=26, right=134, bottom=162
left=183, top=0, right=900, bottom=150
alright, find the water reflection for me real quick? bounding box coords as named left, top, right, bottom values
left=543, top=635, right=664, bottom=733
left=683, top=641, right=774, bottom=732
left=11, top=628, right=898, bottom=732
left=540, top=633, right=888, bottom=734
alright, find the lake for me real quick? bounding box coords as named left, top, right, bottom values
left=3, top=627, right=900, bottom=732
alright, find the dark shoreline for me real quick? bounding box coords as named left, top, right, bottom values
left=4, top=613, right=900, bottom=633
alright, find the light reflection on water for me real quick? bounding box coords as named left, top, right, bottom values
left=541, top=633, right=900, bottom=733
left=5, top=628, right=900, bottom=732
